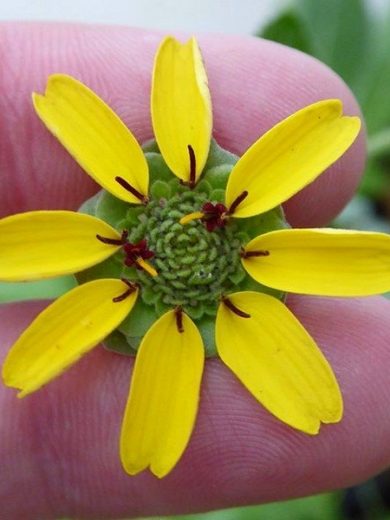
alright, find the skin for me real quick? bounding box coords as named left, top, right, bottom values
left=0, top=22, right=389, bottom=520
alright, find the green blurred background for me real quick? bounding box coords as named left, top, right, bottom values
left=2, top=0, right=390, bottom=518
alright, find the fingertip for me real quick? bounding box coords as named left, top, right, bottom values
left=1, top=24, right=365, bottom=225
left=1, top=296, right=390, bottom=517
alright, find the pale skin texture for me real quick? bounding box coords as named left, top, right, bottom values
left=1, top=22, right=390, bottom=520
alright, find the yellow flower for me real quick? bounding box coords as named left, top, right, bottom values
left=1, top=35, right=390, bottom=479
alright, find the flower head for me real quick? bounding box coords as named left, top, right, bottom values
left=1, top=36, right=390, bottom=479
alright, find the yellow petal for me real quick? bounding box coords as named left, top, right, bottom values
left=225, top=100, right=361, bottom=218
left=120, top=309, right=204, bottom=478
left=33, top=74, right=149, bottom=203
left=216, top=291, right=342, bottom=433
left=2, top=279, right=138, bottom=397
left=151, top=36, right=212, bottom=184
left=242, top=228, right=390, bottom=296
left=0, top=211, right=122, bottom=281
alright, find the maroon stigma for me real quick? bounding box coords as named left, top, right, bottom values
left=180, top=145, right=197, bottom=189
left=222, top=297, right=251, bottom=318
left=199, top=191, right=250, bottom=232
left=201, top=202, right=228, bottom=231
left=113, top=279, right=138, bottom=303
left=123, top=239, right=155, bottom=269
left=175, top=307, right=184, bottom=333
left=227, top=190, right=248, bottom=215
left=97, top=232, right=156, bottom=274
left=115, top=176, right=149, bottom=205
left=96, top=229, right=128, bottom=246
left=240, top=248, right=270, bottom=259
left=188, top=145, right=196, bottom=188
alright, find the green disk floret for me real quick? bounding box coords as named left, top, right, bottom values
left=78, top=139, right=288, bottom=357
left=125, top=190, right=244, bottom=315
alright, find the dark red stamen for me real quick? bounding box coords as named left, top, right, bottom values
left=188, top=145, right=196, bottom=188
left=112, top=279, right=138, bottom=303
left=175, top=307, right=184, bottom=333
left=201, top=202, right=228, bottom=232
left=98, top=230, right=155, bottom=273
left=227, top=190, right=248, bottom=215
left=115, top=176, right=149, bottom=204
left=123, top=239, right=155, bottom=269
left=222, top=297, right=251, bottom=318
left=96, top=229, right=129, bottom=245
left=241, top=249, right=270, bottom=258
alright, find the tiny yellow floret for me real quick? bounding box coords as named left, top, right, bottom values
left=179, top=211, right=205, bottom=225
left=136, top=258, right=158, bottom=277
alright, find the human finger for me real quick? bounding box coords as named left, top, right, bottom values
left=0, top=22, right=364, bottom=226
left=0, top=294, right=389, bottom=519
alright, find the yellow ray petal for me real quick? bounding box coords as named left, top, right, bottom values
left=33, top=74, right=149, bottom=203
left=216, top=291, right=342, bottom=433
left=120, top=309, right=204, bottom=478
left=225, top=100, right=361, bottom=218
left=151, top=36, right=212, bottom=184
left=242, top=228, right=390, bottom=296
left=2, top=279, right=138, bottom=397
left=0, top=211, right=122, bottom=281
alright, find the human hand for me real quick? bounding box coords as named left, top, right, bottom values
left=1, top=22, right=389, bottom=520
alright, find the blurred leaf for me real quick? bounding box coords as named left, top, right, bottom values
left=259, top=0, right=390, bottom=198
left=333, top=194, right=390, bottom=233
left=355, top=9, right=390, bottom=135
left=0, top=276, right=77, bottom=304
left=359, top=158, right=390, bottom=199
left=170, top=493, right=340, bottom=520
left=295, top=0, right=368, bottom=87
left=259, top=0, right=369, bottom=87
left=368, top=128, right=390, bottom=160
left=261, top=9, right=313, bottom=55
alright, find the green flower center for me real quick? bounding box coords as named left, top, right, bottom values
left=78, top=139, right=288, bottom=356
left=125, top=190, right=243, bottom=317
